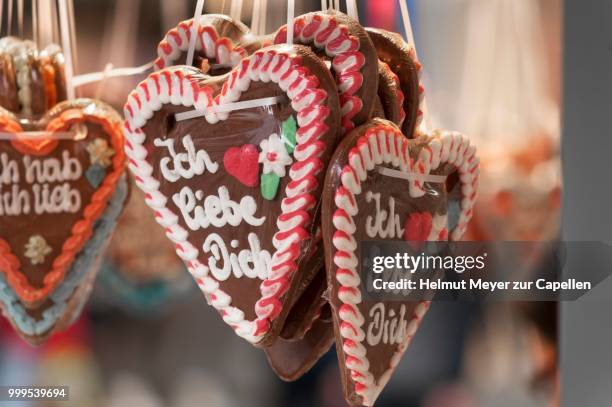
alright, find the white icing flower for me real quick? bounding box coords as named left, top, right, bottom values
left=87, top=138, right=115, bottom=168
left=258, top=133, right=292, bottom=177
left=24, top=235, right=52, bottom=265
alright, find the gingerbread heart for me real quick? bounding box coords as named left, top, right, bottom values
left=366, top=28, right=424, bottom=138
left=124, top=45, right=340, bottom=345
left=321, top=119, right=479, bottom=406
left=0, top=37, right=67, bottom=116
left=0, top=99, right=127, bottom=343
left=155, top=14, right=251, bottom=75
left=274, top=10, right=379, bottom=134
left=264, top=304, right=334, bottom=381
left=278, top=265, right=328, bottom=341
left=374, top=60, right=405, bottom=128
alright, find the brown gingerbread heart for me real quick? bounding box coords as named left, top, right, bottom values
left=366, top=28, right=424, bottom=138
left=155, top=14, right=251, bottom=76
left=374, top=60, right=405, bottom=128
left=0, top=100, right=126, bottom=308
left=0, top=38, right=67, bottom=116
left=321, top=118, right=479, bottom=406
left=124, top=45, right=340, bottom=345
left=264, top=304, right=334, bottom=381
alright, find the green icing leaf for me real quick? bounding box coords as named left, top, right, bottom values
left=261, top=173, right=281, bottom=200
left=281, top=116, right=297, bottom=154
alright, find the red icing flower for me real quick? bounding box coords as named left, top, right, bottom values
left=404, top=212, right=433, bottom=250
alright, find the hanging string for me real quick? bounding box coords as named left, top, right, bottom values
left=38, top=0, right=53, bottom=47
left=72, top=60, right=154, bottom=87
left=57, top=0, right=74, bottom=99
left=251, top=0, right=260, bottom=35
left=31, top=0, right=37, bottom=42
left=346, top=0, right=358, bottom=20
left=16, top=0, right=22, bottom=36
left=175, top=96, right=284, bottom=121
left=94, top=62, right=113, bottom=99
left=7, top=0, right=12, bottom=34
left=320, top=0, right=326, bottom=11
left=286, top=0, right=294, bottom=45
left=333, top=0, right=339, bottom=12
left=186, top=0, right=205, bottom=66
left=229, top=0, right=242, bottom=21
left=51, top=0, right=59, bottom=44
left=259, top=0, right=267, bottom=35
left=398, top=0, right=430, bottom=132
left=67, top=0, right=77, bottom=74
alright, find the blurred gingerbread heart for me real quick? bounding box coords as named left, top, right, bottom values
left=155, top=14, right=251, bottom=75
left=0, top=100, right=127, bottom=344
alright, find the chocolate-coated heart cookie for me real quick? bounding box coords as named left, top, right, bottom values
left=264, top=304, right=334, bottom=381
left=374, top=60, right=405, bottom=128
left=124, top=45, right=340, bottom=345
left=321, top=118, right=479, bottom=406
left=0, top=99, right=127, bottom=343
left=366, top=28, right=424, bottom=138
left=274, top=10, right=378, bottom=134
left=0, top=37, right=67, bottom=116
left=155, top=14, right=251, bottom=76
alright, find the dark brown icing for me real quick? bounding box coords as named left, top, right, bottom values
left=264, top=307, right=334, bottom=381
left=322, top=119, right=456, bottom=406
left=366, top=28, right=420, bottom=138
left=139, top=45, right=340, bottom=345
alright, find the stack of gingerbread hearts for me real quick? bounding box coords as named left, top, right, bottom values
left=124, top=10, right=479, bottom=405
left=0, top=37, right=128, bottom=344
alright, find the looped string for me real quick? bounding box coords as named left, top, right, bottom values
left=0, top=124, right=88, bottom=141
left=286, top=0, right=294, bottom=45
left=186, top=0, right=206, bottom=67
left=175, top=96, right=285, bottom=122
left=72, top=61, right=154, bottom=87
left=377, top=166, right=447, bottom=184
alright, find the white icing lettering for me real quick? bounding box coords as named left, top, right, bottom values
left=23, top=150, right=82, bottom=184
left=0, top=150, right=83, bottom=216
left=202, top=232, right=271, bottom=281
left=0, top=153, right=19, bottom=184
left=365, top=191, right=404, bottom=238
left=173, top=186, right=265, bottom=231
left=154, top=134, right=219, bottom=182
left=366, top=303, right=409, bottom=347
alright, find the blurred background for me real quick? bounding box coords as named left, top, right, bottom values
left=0, top=0, right=562, bottom=406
